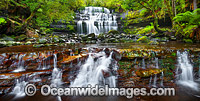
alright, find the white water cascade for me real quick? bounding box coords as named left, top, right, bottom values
left=13, top=54, right=26, bottom=72
left=10, top=79, right=28, bottom=98
left=70, top=51, right=117, bottom=87
left=77, top=7, right=118, bottom=34
left=152, top=58, right=159, bottom=87
left=177, top=51, right=199, bottom=91
left=51, top=54, right=63, bottom=87
left=51, top=54, right=63, bottom=101
left=142, top=58, right=146, bottom=69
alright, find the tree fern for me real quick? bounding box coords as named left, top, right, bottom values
left=173, top=8, right=200, bottom=40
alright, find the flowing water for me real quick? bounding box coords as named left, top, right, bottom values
left=10, top=78, right=28, bottom=98
left=12, top=54, right=26, bottom=72
left=51, top=54, right=63, bottom=87
left=176, top=51, right=199, bottom=91
left=77, top=7, right=118, bottom=34
left=70, top=51, right=117, bottom=87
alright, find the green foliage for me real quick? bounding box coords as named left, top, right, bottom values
left=137, top=24, right=154, bottom=35
left=173, top=8, right=200, bottom=40
left=183, top=39, right=193, bottom=43
left=0, top=17, right=7, bottom=25
left=0, top=0, right=82, bottom=34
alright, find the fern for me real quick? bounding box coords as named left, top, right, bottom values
left=173, top=8, right=200, bottom=40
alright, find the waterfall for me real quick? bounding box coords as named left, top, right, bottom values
left=149, top=76, right=152, bottom=87
left=70, top=51, right=117, bottom=87
left=77, top=7, right=118, bottom=34
left=10, top=79, right=28, bottom=98
left=160, top=71, right=164, bottom=87
left=176, top=51, right=199, bottom=91
left=13, top=54, right=26, bottom=72
left=51, top=54, right=63, bottom=87
left=155, top=57, right=159, bottom=69
left=152, top=57, right=159, bottom=87
left=142, top=58, right=145, bottom=69
left=152, top=74, right=157, bottom=87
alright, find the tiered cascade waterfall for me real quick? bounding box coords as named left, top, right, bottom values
left=13, top=54, right=26, bottom=72
left=70, top=51, right=118, bottom=87
left=77, top=7, right=118, bottom=34
left=176, top=51, right=199, bottom=91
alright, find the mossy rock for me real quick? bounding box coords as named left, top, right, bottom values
left=33, top=44, right=45, bottom=48
left=25, top=41, right=32, bottom=45
left=0, top=41, right=6, bottom=48
left=53, top=37, right=59, bottom=43
left=5, top=41, right=15, bottom=47
left=183, top=39, right=193, bottom=43
left=137, top=36, right=150, bottom=43
left=108, top=30, right=120, bottom=35
left=38, top=38, right=47, bottom=44
left=2, top=36, right=15, bottom=41
left=87, top=33, right=96, bottom=40
left=17, top=34, right=27, bottom=41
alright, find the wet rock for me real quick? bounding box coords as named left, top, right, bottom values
left=38, top=38, right=47, bottom=44
left=26, top=29, right=39, bottom=38
left=104, top=48, right=110, bottom=56
left=53, top=35, right=60, bottom=43
left=112, top=50, right=121, bottom=61
left=160, top=37, right=169, bottom=42
left=5, top=41, right=15, bottom=47
left=2, top=36, right=15, bottom=41
left=25, top=41, right=32, bottom=45
left=16, top=34, right=27, bottom=41
left=87, top=33, right=96, bottom=40
left=0, top=41, right=6, bottom=48
left=170, top=36, right=176, bottom=41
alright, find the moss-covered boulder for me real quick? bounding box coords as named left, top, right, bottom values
left=17, top=34, right=27, bottom=41
left=108, top=30, right=120, bottom=35
left=137, top=36, right=150, bottom=43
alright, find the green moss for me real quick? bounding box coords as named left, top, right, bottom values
left=183, top=39, right=193, bottom=43
left=137, top=25, right=154, bottom=35
left=137, top=36, right=150, bottom=43
left=108, top=30, right=120, bottom=35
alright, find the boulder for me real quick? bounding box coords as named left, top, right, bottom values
left=108, top=30, right=120, bottom=35
left=2, top=36, right=15, bottom=41
left=38, top=38, right=47, bottom=44
left=137, top=36, right=150, bottom=43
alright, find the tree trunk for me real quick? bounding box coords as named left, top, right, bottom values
left=193, top=0, right=197, bottom=10
left=153, top=11, right=163, bottom=34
